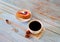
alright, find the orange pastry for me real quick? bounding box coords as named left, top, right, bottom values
left=16, top=9, right=31, bottom=19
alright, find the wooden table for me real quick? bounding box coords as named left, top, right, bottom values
left=0, top=0, right=60, bottom=42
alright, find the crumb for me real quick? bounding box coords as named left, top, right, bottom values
left=25, top=30, right=31, bottom=38
left=5, top=19, right=11, bottom=24
left=6, top=19, right=9, bottom=22
left=26, top=30, right=31, bottom=34
left=25, top=34, right=30, bottom=38
left=12, top=28, right=18, bottom=32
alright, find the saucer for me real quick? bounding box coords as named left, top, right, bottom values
left=30, top=28, right=45, bottom=39
left=16, top=16, right=32, bottom=22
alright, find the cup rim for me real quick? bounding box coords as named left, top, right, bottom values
left=28, top=19, right=43, bottom=32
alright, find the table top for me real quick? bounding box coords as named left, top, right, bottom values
left=0, top=0, right=60, bottom=42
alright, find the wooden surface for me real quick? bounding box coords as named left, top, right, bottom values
left=0, top=0, right=60, bottom=42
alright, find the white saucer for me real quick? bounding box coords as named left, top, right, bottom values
left=17, top=17, right=31, bottom=22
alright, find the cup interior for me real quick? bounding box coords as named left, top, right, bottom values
left=29, top=20, right=42, bottom=31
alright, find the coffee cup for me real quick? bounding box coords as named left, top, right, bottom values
left=28, top=20, right=43, bottom=34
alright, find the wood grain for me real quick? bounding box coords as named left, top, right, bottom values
left=0, top=0, right=60, bottom=42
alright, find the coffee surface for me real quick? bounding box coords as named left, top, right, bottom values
left=29, top=21, right=41, bottom=31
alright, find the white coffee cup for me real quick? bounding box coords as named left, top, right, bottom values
left=28, top=20, right=43, bottom=34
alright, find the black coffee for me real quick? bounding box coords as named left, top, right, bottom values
left=29, top=21, right=41, bottom=31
